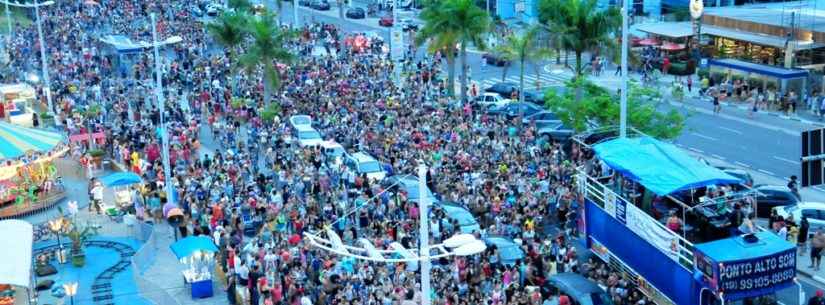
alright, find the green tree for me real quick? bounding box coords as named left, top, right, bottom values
left=495, top=26, right=554, bottom=103
left=228, top=0, right=253, bottom=11
left=544, top=79, right=685, bottom=139
left=207, top=11, right=248, bottom=93
left=538, top=0, right=620, bottom=77
left=238, top=13, right=295, bottom=105
left=417, top=0, right=490, bottom=101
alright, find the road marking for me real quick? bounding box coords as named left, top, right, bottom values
left=758, top=169, right=775, bottom=176
left=773, top=156, right=800, bottom=165
left=523, top=75, right=537, bottom=81
left=667, top=101, right=802, bottom=136
left=718, top=126, right=743, bottom=135
left=734, top=161, right=751, bottom=168
left=690, top=132, right=718, bottom=141
left=688, top=147, right=704, bottom=154
left=711, top=154, right=725, bottom=160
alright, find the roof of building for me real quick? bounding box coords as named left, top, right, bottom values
left=708, top=58, right=809, bottom=79
left=633, top=21, right=825, bottom=50
left=705, top=0, right=825, bottom=34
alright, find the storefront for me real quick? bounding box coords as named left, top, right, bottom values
left=707, top=58, right=808, bottom=95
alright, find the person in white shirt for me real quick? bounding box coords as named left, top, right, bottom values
left=91, top=181, right=104, bottom=214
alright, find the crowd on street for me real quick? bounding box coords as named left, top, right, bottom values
left=0, top=1, right=659, bottom=305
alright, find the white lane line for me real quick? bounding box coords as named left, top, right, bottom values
left=773, top=156, right=800, bottom=165
left=523, top=75, right=537, bottom=81
left=711, top=154, right=726, bottom=160
left=690, top=132, right=719, bottom=141
left=758, top=169, right=776, bottom=176
left=688, top=147, right=704, bottom=153
left=718, top=126, right=743, bottom=135
left=734, top=161, right=751, bottom=168
left=815, top=186, right=825, bottom=192
left=505, top=76, right=520, bottom=83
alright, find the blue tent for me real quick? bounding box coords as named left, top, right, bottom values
left=100, top=172, right=143, bottom=187
left=170, top=236, right=219, bottom=259
left=484, top=236, right=525, bottom=265
left=438, top=202, right=481, bottom=234
left=593, top=137, right=742, bottom=195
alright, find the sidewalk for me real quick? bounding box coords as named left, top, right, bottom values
left=797, top=253, right=825, bottom=285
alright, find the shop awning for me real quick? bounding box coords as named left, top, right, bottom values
left=0, top=220, right=32, bottom=288
left=635, top=22, right=694, bottom=38
left=702, top=24, right=825, bottom=51
left=0, top=122, right=64, bottom=159
left=100, top=172, right=142, bottom=187
left=170, top=236, right=218, bottom=259
left=708, top=58, right=809, bottom=79
left=592, top=137, right=742, bottom=195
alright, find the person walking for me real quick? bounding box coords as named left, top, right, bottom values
left=713, top=90, right=722, bottom=114
left=811, top=229, right=825, bottom=271
left=799, top=216, right=810, bottom=256
left=809, top=290, right=825, bottom=305
left=788, top=175, right=800, bottom=200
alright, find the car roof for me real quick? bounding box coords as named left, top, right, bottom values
left=351, top=152, right=377, bottom=162
left=549, top=273, right=606, bottom=297
left=320, top=141, right=343, bottom=149
left=295, top=125, right=317, bottom=132
left=754, top=184, right=791, bottom=192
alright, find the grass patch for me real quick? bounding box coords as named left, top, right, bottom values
left=0, top=9, right=32, bottom=34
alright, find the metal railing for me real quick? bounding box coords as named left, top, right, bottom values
left=577, top=171, right=697, bottom=271
left=130, top=222, right=181, bottom=305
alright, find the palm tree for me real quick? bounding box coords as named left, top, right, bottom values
left=538, top=0, right=619, bottom=77
left=494, top=26, right=554, bottom=103
left=207, top=11, right=248, bottom=95
left=417, top=0, right=489, bottom=102
left=238, top=13, right=295, bottom=105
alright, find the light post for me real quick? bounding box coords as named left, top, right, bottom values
left=47, top=217, right=66, bottom=263
left=150, top=13, right=178, bottom=210
left=620, top=0, right=628, bottom=138
left=63, top=282, right=77, bottom=305
left=0, top=0, right=55, bottom=115
left=690, top=0, right=704, bottom=62
left=303, top=163, right=486, bottom=305
left=292, top=0, right=298, bottom=27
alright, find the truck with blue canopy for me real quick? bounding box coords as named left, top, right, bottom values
left=576, top=136, right=802, bottom=305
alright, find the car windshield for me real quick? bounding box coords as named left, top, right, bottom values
left=292, top=116, right=311, bottom=126
left=299, top=130, right=321, bottom=140
left=326, top=147, right=345, bottom=157
left=358, top=161, right=381, bottom=173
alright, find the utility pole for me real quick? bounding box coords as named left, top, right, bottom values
left=150, top=13, right=175, bottom=209
left=620, top=0, right=628, bottom=138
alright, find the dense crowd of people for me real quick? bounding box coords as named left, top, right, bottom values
left=0, top=1, right=655, bottom=305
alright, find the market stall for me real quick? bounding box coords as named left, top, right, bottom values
left=99, top=172, right=143, bottom=218
left=169, top=236, right=218, bottom=299
left=0, top=84, right=36, bottom=127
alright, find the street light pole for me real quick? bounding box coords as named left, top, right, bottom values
left=4, top=1, right=11, bottom=38
left=619, top=0, right=628, bottom=138
left=33, top=0, right=53, bottom=114
left=293, top=0, right=298, bottom=27
left=417, top=164, right=431, bottom=305
left=150, top=13, right=175, bottom=208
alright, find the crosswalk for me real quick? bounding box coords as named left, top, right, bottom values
left=477, top=72, right=572, bottom=89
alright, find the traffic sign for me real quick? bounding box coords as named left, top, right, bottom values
left=801, top=128, right=825, bottom=187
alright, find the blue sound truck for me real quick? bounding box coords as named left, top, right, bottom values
left=576, top=136, right=802, bottom=305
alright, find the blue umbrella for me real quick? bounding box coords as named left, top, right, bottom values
left=100, top=172, right=143, bottom=187
left=170, top=236, right=219, bottom=259
left=438, top=202, right=480, bottom=234
left=485, top=236, right=525, bottom=265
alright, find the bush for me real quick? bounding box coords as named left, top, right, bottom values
left=87, top=149, right=105, bottom=158
left=260, top=103, right=281, bottom=124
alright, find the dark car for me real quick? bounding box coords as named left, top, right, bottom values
left=522, top=111, right=561, bottom=128
left=485, top=82, right=519, bottom=98
left=538, top=122, right=575, bottom=142
left=486, top=102, right=542, bottom=118
left=298, top=0, right=311, bottom=6
left=310, top=0, right=331, bottom=10
left=381, top=175, right=438, bottom=203
left=545, top=273, right=614, bottom=305
left=379, top=15, right=394, bottom=27
left=523, top=89, right=546, bottom=105
left=482, top=52, right=510, bottom=66
left=754, top=184, right=800, bottom=218
left=345, top=7, right=365, bottom=19
left=400, top=18, right=419, bottom=31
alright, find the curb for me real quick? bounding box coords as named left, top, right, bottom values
left=797, top=268, right=825, bottom=286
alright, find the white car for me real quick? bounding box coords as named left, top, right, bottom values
left=320, top=140, right=346, bottom=166
left=474, top=92, right=512, bottom=109
left=774, top=202, right=825, bottom=237
left=345, top=152, right=386, bottom=182
left=289, top=114, right=313, bottom=129
left=295, top=126, right=324, bottom=147
left=206, top=3, right=225, bottom=16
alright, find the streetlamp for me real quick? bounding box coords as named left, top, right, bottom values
left=63, top=282, right=77, bottom=305
left=303, top=164, right=486, bottom=305
left=47, top=216, right=66, bottom=263
left=619, top=0, right=628, bottom=138
left=150, top=13, right=181, bottom=210
left=690, top=0, right=704, bottom=61
left=0, top=0, right=55, bottom=115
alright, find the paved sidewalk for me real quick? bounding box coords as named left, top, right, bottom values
left=797, top=251, right=825, bottom=285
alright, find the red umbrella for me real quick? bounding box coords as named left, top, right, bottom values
left=288, top=234, right=301, bottom=245
left=660, top=42, right=686, bottom=51
left=638, top=38, right=660, bottom=46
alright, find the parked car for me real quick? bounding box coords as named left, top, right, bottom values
left=345, top=7, right=366, bottom=19
left=473, top=92, right=512, bottom=109
left=774, top=202, right=825, bottom=237
left=345, top=152, right=387, bottom=182
left=522, top=111, right=562, bottom=128
left=486, top=102, right=542, bottom=118
left=382, top=175, right=438, bottom=203
left=400, top=18, right=419, bottom=31
left=379, top=15, right=394, bottom=27
left=289, top=114, right=312, bottom=129
left=482, top=53, right=510, bottom=66
left=537, top=122, right=575, bottom=142
left=485, top=82, right=519, bottom=98
left=310, top=0, right=331, bottom=10
left=523, top=89, right=546, bottom=105
left=546, top=273, right=614, bottom=305
left=206, top=3, right=224, bottom=16
left=294, top=125, right=324, bottom=147
left=754, top=184, right=800, bottom=218
left=320, top=141, right=346, bottom=167
left=298, top=0, right=312, bottom=6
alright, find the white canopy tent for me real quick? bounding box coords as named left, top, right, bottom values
left=0, top=220, right=33, bottom=289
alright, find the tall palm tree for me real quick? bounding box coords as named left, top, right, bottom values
left=207, top=11, right=248, bottom=94
left=228, top=0, right=253, bottom=11
left=495, top=26, right=554, bottom=104
left=538, top=0, right=619, bottom=77
left=238, top=13, right=295, bottom=105
left=417, top=0, right=489, bottom=102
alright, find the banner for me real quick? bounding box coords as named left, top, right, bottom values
left=625, top=203, right=679, bottom=261
left=716, top=249, right=796, bottom=298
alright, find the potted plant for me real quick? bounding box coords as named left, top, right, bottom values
left=65, top=220, right=97, bottom=267
left=87, top=148, right=105, bottom=167
left=38, top=112, right=54, bottom=127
